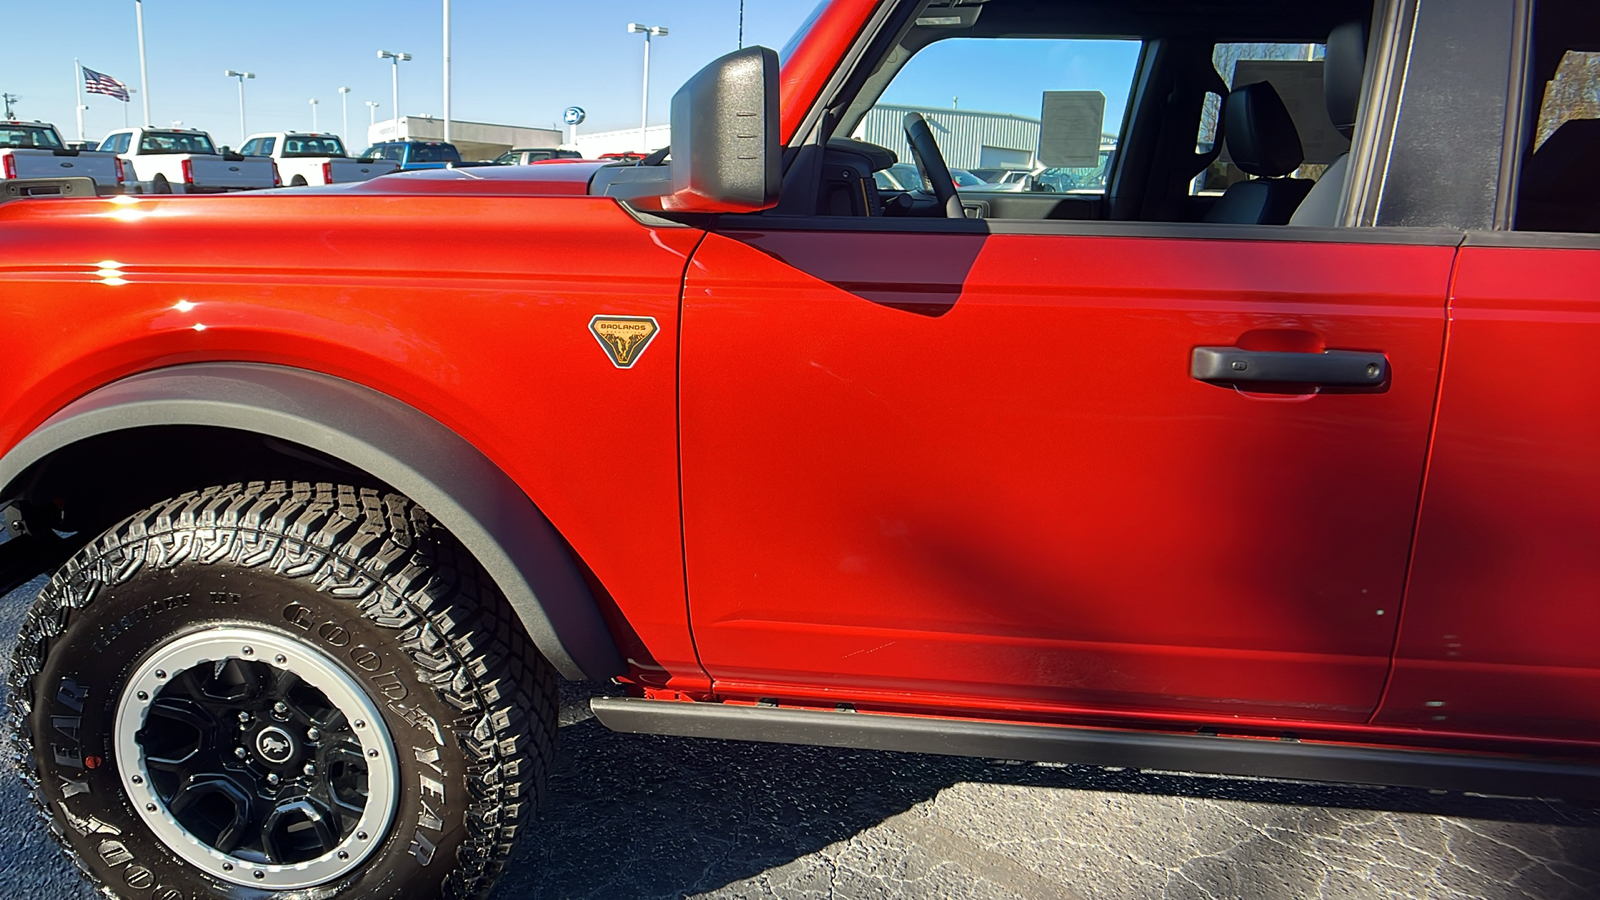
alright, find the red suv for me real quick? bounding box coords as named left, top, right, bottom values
left=3, top=0, right=1598, bottom=897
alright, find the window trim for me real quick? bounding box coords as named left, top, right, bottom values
left=719, top=210, right=1464, bottom=247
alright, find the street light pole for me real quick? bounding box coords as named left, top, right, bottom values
left=224, top=70, right=255, bottom=145
left=442, top=0, right=451, bottom=143
left=366, top=100, right=379, bottom=127
left=309, top=98, right=319, bottom=132
left=338, top=86, right=351, bottom=141
left=627, top=23, right=668, bottom=152
left=135, top=0, right=151, bottom=125
left=376, top=50, right=411, bottom=140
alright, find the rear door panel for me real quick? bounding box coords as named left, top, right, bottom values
left=1378, top=239, right=1600, bottom=739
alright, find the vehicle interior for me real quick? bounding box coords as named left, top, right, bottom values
left=800, top=0, right=1377, bottom=227
left=1514, top=1, right=1600, bottom=233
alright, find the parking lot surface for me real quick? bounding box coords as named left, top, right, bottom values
left=3, top=577, right=1599, bottom=899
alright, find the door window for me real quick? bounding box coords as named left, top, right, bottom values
left=851, top=37, right=1141, bottom=196
left=1515, top=0, right=1600, bottom=233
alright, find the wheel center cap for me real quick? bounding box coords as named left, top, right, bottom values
left=255, top=726, right=296, bottom=765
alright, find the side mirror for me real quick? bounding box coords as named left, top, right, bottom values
left=665, top=46, right=780, bottom=213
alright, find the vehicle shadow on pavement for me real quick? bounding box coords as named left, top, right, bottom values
left=491, top=682, right=1600, bottom=900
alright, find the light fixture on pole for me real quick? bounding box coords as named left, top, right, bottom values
left=338, top=86, right=351, bottom=140
left=135, top=0, right=152, bottom=125
left=309, top=98, right=319, bottom=132
left=627, top=23, right=668, bottom=152
left=376, top=50, right=411, bottom=138
left=224, top=70, right=254, bottom=144
left=366, top=100, right=380, bottom=127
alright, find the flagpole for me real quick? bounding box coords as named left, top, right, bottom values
left=135, top=0, right=151, bottom=126
left=74, top=58, right=86, bottom=141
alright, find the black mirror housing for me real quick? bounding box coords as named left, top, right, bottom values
left=666, top=46, right=780, bottom=213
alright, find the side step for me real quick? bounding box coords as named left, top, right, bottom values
left=590, top=696, right=1600, bottom=801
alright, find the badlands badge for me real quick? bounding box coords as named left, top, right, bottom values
left=589, top=315, right=660, bottom=369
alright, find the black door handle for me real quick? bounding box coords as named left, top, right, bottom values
left=1192, top=347, right=1389, bottom=388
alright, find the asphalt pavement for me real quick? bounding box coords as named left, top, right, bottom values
left=3, top=575, right=1599, bottom=899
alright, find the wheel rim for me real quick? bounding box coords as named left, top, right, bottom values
left=114, top=626, right=399, bottom=889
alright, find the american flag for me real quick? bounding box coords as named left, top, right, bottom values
left=83, top=67, right=130, bottom=102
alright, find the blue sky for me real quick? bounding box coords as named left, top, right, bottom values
left=4, top=1, right=815, bottom=144
left=3, top=2, right=1144, bottom=149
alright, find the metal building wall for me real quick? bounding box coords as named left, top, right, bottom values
left=852, top=105, right=1041, bottom=170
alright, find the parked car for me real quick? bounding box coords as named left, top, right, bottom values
left=598, top=151, right=648, bottom=162
left=4, top=0, right=1600, bottom=897
left=358, top=140, right=490, bottom=171
left=98, top=126, right=278, bottom=193
left=493, top=147, right=584, bottom=165
left=240, top=132, right=399, bottom=186
left=0, top=121, right=126, bottom=194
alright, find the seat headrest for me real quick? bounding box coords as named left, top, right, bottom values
left=1325, top=21, right=1368, bottom=139
left=1224, top=81, right=1305, bottom=178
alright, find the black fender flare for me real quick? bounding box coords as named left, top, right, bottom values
left=0, top=362, right=625, bottom=681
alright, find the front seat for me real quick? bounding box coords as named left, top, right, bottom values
left=1517, top=119, right=1600, bottom=233
left=1291, top=21, right=1368, bottom=226
left=1204, top=82, right=1314, bottom=225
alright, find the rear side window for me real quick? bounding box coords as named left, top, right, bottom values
left=1516, top=0, right=1600, bottom=233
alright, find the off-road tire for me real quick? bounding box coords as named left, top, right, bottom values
left=151, top=175, right=172, bottom=194
left=7, top=481, right=558, bottom=899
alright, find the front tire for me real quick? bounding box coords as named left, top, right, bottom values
left=8, top=481, right=557, bottom=899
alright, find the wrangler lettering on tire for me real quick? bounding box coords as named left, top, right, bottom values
left=7, top=481, right=557, bottom=899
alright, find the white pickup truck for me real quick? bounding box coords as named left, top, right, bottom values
left=241, top=133, right=399, bottom=186
left=0, top=121, right=127, bottom=194
left=98, top=127, right=278, bottom=194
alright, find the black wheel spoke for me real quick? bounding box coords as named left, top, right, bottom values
left=131, top=644, right=377, bottom=868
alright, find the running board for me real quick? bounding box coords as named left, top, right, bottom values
left=590, top=697, right=1600, bottom=801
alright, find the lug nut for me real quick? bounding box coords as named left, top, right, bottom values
left=237, top=712, right=251, bottom=723
left=267, top=773, right=280, bottom=786
left=303, top=763, right=316, bottom=776
left=273, top=702, right=289, bottom=715
left=306, top=728, right=320, bottom=742
left=235, top=747, right=248, bottom=759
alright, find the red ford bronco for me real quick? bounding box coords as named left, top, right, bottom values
left=3, top=0, right=1599, bottom=896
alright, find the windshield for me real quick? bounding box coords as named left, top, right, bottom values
left=139, top=131, right=217, bottom=155
left=282, top=136, right=347, bottom=158
left=0, top=124, right=65, bottom=150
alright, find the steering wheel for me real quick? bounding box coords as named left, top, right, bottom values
left=902, top=112, right=965, bottom=219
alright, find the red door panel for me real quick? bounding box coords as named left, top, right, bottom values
left=1378, top=243, right=1600, bottom=740
left=682, top=225, right=1452, bottom=725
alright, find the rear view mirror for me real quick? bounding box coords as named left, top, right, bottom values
left=666, top=46, right=780, bottom=213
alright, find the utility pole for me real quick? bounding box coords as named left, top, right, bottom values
left=443, top=0, right=451, bottom=143
left=2, top=93, right=18, bottom=118
left=135, top=0, right=151, bottom=125
left=627, top=23, right=668, bottom=152
left=224, top=70, right=255, bottom=145
left=377, top=50, right=411, bottom=139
